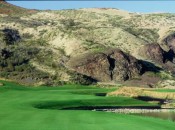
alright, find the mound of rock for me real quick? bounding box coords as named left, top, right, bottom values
left=140, top=43, right=175, bottom=73
left=140, top=44, right=165, bottom=63
left=67, top=48, right=142, bottom=82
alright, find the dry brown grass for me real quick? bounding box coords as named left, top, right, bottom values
left=108, top=87, right=175, bottom=99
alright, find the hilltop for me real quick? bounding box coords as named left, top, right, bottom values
left=0, top=1, right=175, bottom=87
left=0, top=1, right=37, bottom=15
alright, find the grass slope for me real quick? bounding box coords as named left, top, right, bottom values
left=0, top=81, right=174, bottom=130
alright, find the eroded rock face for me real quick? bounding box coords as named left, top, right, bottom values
left=140, top=44, right=165, bottom=63
left=163, top=34, right=175, bottom=63
left=140, top=43, right=175, bottom=73
left=67, top=49, right=142, bottom=82
left=164, top=49, right=175, bottom=63
left=108, top=49, right=142, bottom=81
left=164, top=33, right=175, bottom=52
left=140, top=43, right=175, bottom=64
left=68, top=53, right=111, bottom=82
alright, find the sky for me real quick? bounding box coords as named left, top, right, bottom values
left=6, top=1, right=175, bottom=13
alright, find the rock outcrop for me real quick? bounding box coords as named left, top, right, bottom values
left=140, top=44, right=165, bottom=63
left=164, top=33, right=175, bottom=52
left=67, top=48, right=142, bottom=82
left=140, top=43, right=175, bottom=73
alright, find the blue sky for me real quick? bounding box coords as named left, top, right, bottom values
left=7, top=1, right=175, bottom=13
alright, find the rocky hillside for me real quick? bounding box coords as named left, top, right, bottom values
left=0, top=1, right=175, bottom=87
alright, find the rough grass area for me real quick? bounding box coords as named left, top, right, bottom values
left=153, top=89, right=175, bottom=93
left=0, top=81, right=175, bottom=130
left=108, top=87, right=175, bottom=100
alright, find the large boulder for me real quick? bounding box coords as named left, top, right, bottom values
left=67, top=48, right=142, bottom=82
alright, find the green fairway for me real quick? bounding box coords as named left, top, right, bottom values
left=0, top=81, right=175, bottom=130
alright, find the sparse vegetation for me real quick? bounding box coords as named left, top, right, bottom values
left=24, top=38, right=48, bottom=46
left=69, top=71, right=97, bottom=85
left=124, top=27, right=159, bottom=43
left=0, top=2, right=175, bottom=86
left=147, top=71, right=173, bottom=80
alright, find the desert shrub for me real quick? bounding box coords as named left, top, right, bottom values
left=15, top=65, right=25, bottom=72
left=69, top=71, right=97, bottom=85
left=2, top=28, right=21, bottom=45
left=0, top=46, right=40, bottom=73
left=39, top=29, right=47, bottom=36
left=108, top=16, right=123, bottom=26
left=124, top=27, right=159, bottom=43
left=44, top=80, right=68, bottom=86
left=25, top=38, right=48, bottom=46
left=35, top=49, right=54, bottom=67
left=2, top=17, right=43, bottom=28
left=0, top=71, right=9, bottom=78
left=23, top=33, right=33, bottom=39
left=57, top=47, right=66, bottom=55
left=60, top=19, right=81, bottom=30
left=147, top=71, right=172, bottom=80
left=61, top=19, right=75, bottom=27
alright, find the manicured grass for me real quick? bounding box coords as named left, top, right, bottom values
left=0, top=81, right=175, bottom=130
left=34, top=96, right=157, bottom=110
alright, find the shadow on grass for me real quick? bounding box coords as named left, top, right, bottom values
left=33, top=100, right=160, bottom=111
left=135, top=96, right=165, bottom=105
left=95, top=93, right=107, bottom=96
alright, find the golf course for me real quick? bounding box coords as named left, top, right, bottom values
left=0, top=80, right=175, bottom=130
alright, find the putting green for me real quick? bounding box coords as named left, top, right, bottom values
left=0, top=81, right=174, bottom=130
